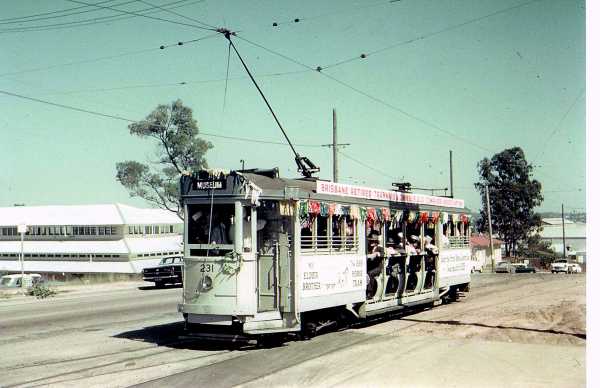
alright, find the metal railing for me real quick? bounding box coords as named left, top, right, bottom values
left=300, top=235, right=358, bottom=254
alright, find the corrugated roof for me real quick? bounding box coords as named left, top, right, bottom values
left=0, top=204, right=182, bottom=227
left=470, top=234, right=503, bottom=248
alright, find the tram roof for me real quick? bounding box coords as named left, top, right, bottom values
left=181, top=170, right=468, bottom=213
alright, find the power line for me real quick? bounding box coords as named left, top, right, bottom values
left=0, top=0, right=121, bottom=24
left=35, top=69, right=309, bottom=96
left=0, top=32, right=219, bottom=78
left=65, top=0, right=216, bottom=31
left=136, top=0, right=216, bottom=29
left=0, top=88, right=323, bottom=148
left=319, top=0, right=545, bottom=70
left=234, top=34, right=492, bottom=153
left=534, top=88, right=585, bottom=163
left=0, top=0, right=206, bottom=33
left=270, top=0, right=390, bottom=28
left=338, top=150, right=396, bottom=181
left=0, top=0, right=117, bottom=22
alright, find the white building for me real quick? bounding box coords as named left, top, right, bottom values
left=539, top=218, right=586, bottom=263
left=0, top=204, right=183, bottom=274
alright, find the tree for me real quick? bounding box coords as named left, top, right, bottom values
left=474, top=147, right=543, bottom=257
left=116, top=100, right=212, bottom=218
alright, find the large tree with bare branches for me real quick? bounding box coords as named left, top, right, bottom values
left=116, top=100, right=212, bottom=218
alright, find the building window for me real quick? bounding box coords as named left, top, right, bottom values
left=169, top=225, right=174, bottom=233
left=153, top=225, right=159, bottom=234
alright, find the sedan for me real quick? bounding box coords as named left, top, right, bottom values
left=495, top=262, right=512, bottom=273
left=513, top=263, right=536, bottom=273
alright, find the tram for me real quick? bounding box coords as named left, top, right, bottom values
left=177, top=168, right=472, bottom=341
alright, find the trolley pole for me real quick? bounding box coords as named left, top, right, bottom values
left=561, top=204, right=567, bottom=260
left=485, top=185, right=495, bottom=272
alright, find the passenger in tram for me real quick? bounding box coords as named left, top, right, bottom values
left=209, top=213, right=231, bottom=244
left=366, top=233, right=385, bottom=299
left=424, top=235, right=438, bottom=255
left=441, top=232, right=450, bottom=248
left=406, top=235, right=419, bottom=254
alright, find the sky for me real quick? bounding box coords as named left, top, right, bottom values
left=0, top=0, right=586, bottom=214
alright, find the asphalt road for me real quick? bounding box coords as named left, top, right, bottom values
left=0, top=274, right=586, bottom=388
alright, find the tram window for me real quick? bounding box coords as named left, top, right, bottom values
left=187, top=204, right=235, bottom=246
left=424, top=223, right=436, bottom=246
left=315, top=214, right=328, bottom=249
left=300, top=215, right=314, bottom=250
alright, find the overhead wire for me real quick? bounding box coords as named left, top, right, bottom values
left=270, top=0, right=390, bottom=27
left=533, top=88, right=585, bottom=163
left=0, top=88, right=323, bottom=148
left=234, top=34, right=493, bottom=153
left=0, top=32, right=219, bottom=78
left=65, top=0, right=217, bottom=31
left=0, top=0, right=207, bottom=33
left=135, top=0, right=216, bottom=29
left=0, top=0, right=120, bottom=24
left=318, top=0, right=545, bottom=71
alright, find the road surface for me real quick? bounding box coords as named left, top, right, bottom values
left=0, top=274, right=585, bottom=387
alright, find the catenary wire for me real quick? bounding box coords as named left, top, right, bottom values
left=136, top=0, right=216, bottom=29
left=319, top=0, right=545, bottom=70
left=0, top=89, right=323, bottom=148
left=234, top=34, right=492, bottom=153
left=64, top=0, right=216, bottom=31
left=0, top=0, right=206, bottom=33
left=0, top=32, right=219, bottom=78
left=0, top=0, right=121, bottom=24
left=533, top=88, right=585, bottom=163
left=32, top=69, right=310, bottom=96
left=270, top=0, right=390, bottom=27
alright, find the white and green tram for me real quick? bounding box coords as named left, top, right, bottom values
left=178, top=168, right=472, bottom=341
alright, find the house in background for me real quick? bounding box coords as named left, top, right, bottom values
left=538, top=218, right=586, bottom=263
left=470, top=233, right=503, bottom=271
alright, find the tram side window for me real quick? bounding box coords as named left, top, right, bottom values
left=405, top=220, right=422, bottom=253
left=300, top=215, right=315, bottom=250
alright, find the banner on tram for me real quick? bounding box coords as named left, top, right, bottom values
left=316, top=181, right=464, bottom=209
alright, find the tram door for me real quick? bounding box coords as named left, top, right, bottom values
left=256, top=203, right=293, bottom=313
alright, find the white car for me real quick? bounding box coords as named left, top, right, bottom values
left=551, top=260, right=582, bottom=273
left=0, top=273, right=43, bottom=288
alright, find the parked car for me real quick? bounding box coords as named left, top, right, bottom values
left=567, top=263, right=582, bottom=273
left=513, top=263, right=536, bottom=273
left=550, top=259, right=582, bottom=273
left=470, top=257, right=483, bottom=273
left=142, top=257, right=183, bottom=287
left=495, top=261, right=513, bottom=273
left=0, top=273, right=44, bottom=289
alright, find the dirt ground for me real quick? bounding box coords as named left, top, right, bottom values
left=358, top=273, right=586, bottom=347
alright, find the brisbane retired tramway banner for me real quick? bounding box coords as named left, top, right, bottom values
left=316, top=181, right=464, bottom=209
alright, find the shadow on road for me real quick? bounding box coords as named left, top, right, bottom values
left=137, top=284, right=182, bottom=291
left=399, top=317, right=586, bottom=339
left=113, top=321, right=261, bottom=351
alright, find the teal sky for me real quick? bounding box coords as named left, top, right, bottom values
left=0, top=0, right=586, bottom=214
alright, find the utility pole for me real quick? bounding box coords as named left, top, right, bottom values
left=333, top=109, right=338, bottom=182
left=449, top=150, right=454, bottom=198
left=561, top=203, right=567, bottom=260
left=485, top=185, right=495, bottom=272
left=321, top=108, right=349, bottom=182
left=240, top=159, right=245, bottom=171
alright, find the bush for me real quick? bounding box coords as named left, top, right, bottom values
left=28, top=284, right=57, bottom=299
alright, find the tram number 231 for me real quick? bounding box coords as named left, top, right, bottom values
left=199, top=263, right=215, bottom=273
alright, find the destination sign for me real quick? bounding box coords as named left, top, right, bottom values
left=196, top=180, right=225, bottom=190
left=316, top=181, right=464, bottom=209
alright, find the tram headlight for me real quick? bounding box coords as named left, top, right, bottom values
left=198, top=275, right=213, bottom=292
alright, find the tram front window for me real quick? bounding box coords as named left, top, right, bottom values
left=188, top=204, right=235, bottom=256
